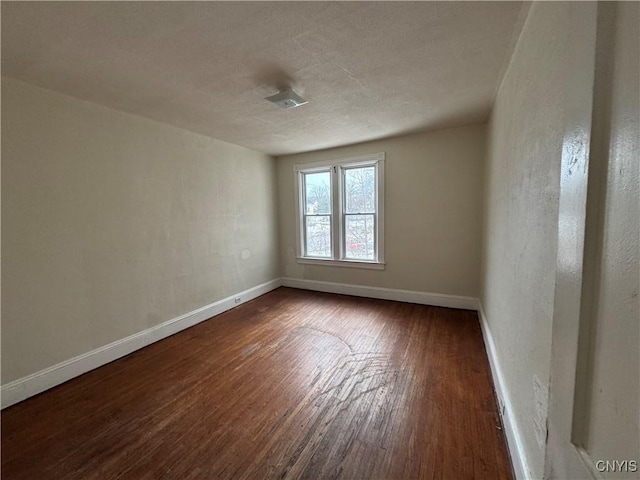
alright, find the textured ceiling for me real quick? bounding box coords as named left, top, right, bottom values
left=2, top=2, right=525, bottom=155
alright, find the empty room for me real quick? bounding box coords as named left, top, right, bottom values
left=1, top=2, right=638, bottom=480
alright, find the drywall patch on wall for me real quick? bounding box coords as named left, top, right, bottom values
left=532, top=375, right=548, bottom=449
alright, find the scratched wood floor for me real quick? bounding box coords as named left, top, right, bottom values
left=1, top=287, right=512, bottom=480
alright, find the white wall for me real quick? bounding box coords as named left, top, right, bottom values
left=277, top=125, right=485, bottom=298
left=575, top=2, right=639, bottom=475
left=482, top=2, right=640, bottom=479
left=481, top=3, right=570, bottom=478
left=1, top=78, right=279, bottom=384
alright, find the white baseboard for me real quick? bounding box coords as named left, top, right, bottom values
left=281, top=277, right=479, bottom=310
left=0, top=278, right=483, bottom=410
left=1, top=278, right=282, bottom=409
left=478, top=302, right=530, bottom=480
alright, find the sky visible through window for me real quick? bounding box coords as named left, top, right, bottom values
left=304, top=171, right=331, bottom=257
left=344, top=167, right=375, bottom=260
left=304, top=167, right=376, bottom=260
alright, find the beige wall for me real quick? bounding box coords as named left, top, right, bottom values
left=481, top=3, right=569, bottom=478
left=1, top=78, right=279, bottom=383
left=277, top=125, right=485, bottom=297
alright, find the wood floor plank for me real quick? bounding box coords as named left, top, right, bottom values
left=1, top=287, right=512, bottom=480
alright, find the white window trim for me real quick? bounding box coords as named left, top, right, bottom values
left=293, top=152, right=385, bottom=269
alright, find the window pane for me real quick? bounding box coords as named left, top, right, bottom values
left=304, top=172, right=331, bottom=214
left=344, top=214, right=375, bottom=260
left=345, top=166, right=375, bottom=214
left=305, top=215, right=331, bottom=257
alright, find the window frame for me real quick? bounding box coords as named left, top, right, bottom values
left=294, top=152, right=385, bottom=270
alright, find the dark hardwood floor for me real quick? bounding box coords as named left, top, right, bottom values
left=1, top=287, right=512, bottom=480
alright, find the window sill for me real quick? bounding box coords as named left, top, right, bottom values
left=296, top=257, right=386, bottom=270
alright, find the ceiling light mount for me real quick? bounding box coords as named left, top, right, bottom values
left=265, top=88, right=308, bottom=110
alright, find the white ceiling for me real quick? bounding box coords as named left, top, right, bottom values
left=2, top=2, right=525, bottom=156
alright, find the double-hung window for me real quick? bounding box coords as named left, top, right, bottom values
left=294, top=152, right=385, bottom=269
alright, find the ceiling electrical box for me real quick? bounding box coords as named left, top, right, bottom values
left=265, top=88, right=308, bottom=109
